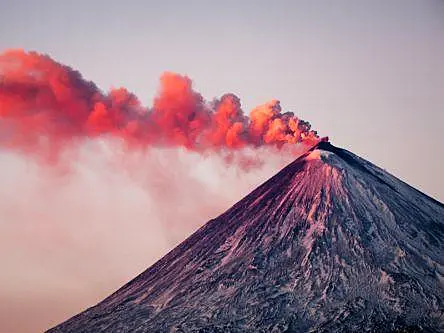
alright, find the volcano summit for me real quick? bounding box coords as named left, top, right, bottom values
left=48, top=142, right=444, bottom=332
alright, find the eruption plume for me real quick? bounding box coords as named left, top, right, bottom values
left=0, top=49, right=320, bottom=162
left=0, top=49, right=324, bottom=333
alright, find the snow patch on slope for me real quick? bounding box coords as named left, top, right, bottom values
left=305, top=149, right=333, bottom=161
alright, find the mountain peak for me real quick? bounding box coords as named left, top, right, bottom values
left=304, top=139, right=358, bottom=165
left=48, top=143, right=444, bottom=333
left=291, top=139, right=353, bottom=167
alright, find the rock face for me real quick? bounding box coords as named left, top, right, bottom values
left=48, top=142, right=444, bottom=332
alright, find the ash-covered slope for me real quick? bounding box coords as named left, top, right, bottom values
left=48, top=142, right=444, bottom=333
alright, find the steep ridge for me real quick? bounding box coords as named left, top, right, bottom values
left=49, top=142, right=444, bottom=332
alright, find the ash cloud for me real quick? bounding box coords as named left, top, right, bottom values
left=0, top=49, right=319, bottom=163
left=0, top=49, right=321, bottom=333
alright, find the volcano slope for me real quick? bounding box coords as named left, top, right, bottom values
left=48, top=142, right=444, bottom=332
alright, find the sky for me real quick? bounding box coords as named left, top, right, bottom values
left=1, top=0, right=443, bottom=198
left=0, top=1, right=443, bottom=332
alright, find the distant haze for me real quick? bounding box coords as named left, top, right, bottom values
left=0, top=1, right=443, bottom=332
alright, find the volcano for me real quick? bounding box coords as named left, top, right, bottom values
left=48, top=142, right=444, bottom=332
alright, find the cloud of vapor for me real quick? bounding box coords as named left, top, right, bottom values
left=0, top=49, right=322, bottom=333
left=0, top=49, right=319, bottom=162
left=0, top=143, right=295, bottom=333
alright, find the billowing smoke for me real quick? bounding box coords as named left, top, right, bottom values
left=0, top=49, right=322, bottom=333
left=0, top=49, right=319, bottom=163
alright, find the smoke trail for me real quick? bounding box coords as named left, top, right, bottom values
left=0, top=49, right=319, bottom=163
left=0, top=49, right=323, bottom=333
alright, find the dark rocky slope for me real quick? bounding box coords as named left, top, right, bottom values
left=48, top=142, right=444, bottom=332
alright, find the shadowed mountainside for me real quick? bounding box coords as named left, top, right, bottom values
left=48, top=142, right=444, bottom=332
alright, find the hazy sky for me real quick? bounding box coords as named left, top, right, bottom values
left=1, top=0, right=443, bottom=198
left=0, top=1, right=443, bottom=332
